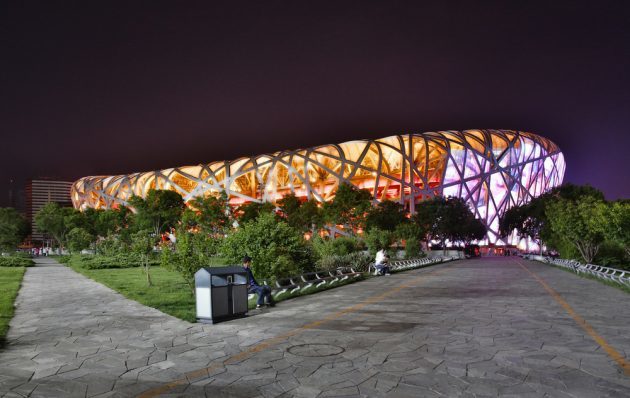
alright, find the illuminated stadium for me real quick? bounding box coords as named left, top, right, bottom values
left=71, top=129, right=565, bottom=246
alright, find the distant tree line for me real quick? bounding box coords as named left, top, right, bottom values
left=1, top=183, right=488, bottom=292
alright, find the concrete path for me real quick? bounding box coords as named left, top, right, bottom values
left=1, top=257, right=630, bottom=397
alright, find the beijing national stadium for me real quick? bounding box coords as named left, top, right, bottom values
left=71, top=129, right=565, bottom=248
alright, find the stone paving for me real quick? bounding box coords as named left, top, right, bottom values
left=1, top=256, right=630, bottom=397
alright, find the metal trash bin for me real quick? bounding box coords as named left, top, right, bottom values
left=195, top=266, right=248, bottom=324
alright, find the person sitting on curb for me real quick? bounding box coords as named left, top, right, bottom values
left=242, top=255, right=275, bottom=309
left=374, top=249, right=391, bottom=276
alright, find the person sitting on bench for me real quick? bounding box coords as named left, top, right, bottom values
left=374, top=249, right=391, bottom=276
left=242, top=255, right=275, bottom=308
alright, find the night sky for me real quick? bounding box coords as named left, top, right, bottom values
left=2, top=1, right=629, bottom=208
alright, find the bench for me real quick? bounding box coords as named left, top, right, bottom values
left=275, top=277, right=302, bottom=297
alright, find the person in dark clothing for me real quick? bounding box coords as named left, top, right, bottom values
left=242, top=256, right=275, bottom=308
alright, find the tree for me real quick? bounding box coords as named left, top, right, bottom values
left=277, top=193, right=302, bottom=224
left=323, top=183, right=372, bottom=232
left=130, top=229, right=156, bottom=286
left=365, top=200, right=407, bottom=232
left=221, top=212, right=312, bottom=281
left=499, top=183, right=606, bottom=254
left=364, top=228, right=395, bottom=256
left=67, top=227, right=93, bottom=253
left=277, top=195, right=324, bottom=233
left=128, top=189, right=184, bottom=237
left=161, top=231, right=216, bottom=295
left=546, top=196, right=607, bottom=263
left=298, top=199, right=325, bottom=233
left=237, top=201, right=276, bottom=224
left=461, top=214, right=487, bottom=245
left=188, top=192, right=231, bottom=235
left=34, top=203, right=77, bottom=248
left=395, top=223, right=426, bottom=259
left=0, top=207, right=30, bottom=251
left=608, top=200, right=630, bottom=258
left=94, top=208, right=130, bottom=237
left=414, top=196, right=473, bottom=251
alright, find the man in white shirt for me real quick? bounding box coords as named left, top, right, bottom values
left=374, top=249, right=391, bottom=276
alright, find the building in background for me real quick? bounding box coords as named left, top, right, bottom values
left=71, top=130, right=565, bottom=247
left=26, top=179, right=74, bottom=243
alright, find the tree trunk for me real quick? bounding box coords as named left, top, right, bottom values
left=143, top=254, right=152, bottom=287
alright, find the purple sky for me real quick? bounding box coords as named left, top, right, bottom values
left=1, top=1, right=629, bottom=207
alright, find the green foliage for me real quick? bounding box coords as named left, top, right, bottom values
left=86, top=207, right=131, bottom=238
left=1, top=267, right=26, bottom=346
left=277, top=195, right=324, bottom=232
left=395, top=223, right=425, bottom=258
left=65, top=259, right=197, bottom=322
left=0, top=256, right=34, bottom=267
left=129, top=189, right=184, bottom=237
left=608, top=200, right=630, bottom=258
left=546, top=196, right=607, bottom=263
left=188, top=192, right=232, bottom=234
left=129, top=229, right=157, bottom=286
left=237, top=201, right=276, bottom=224
left=130, top=229, right=156, bottom=255
left=221, top=212, right=312, bottom=280
left=34, top=203, right=78, bottom=247
left=311, top=235, right=364, bottom=259
left=461, top=215, right=486, bottom=244
left=315, top=251, right=372, bottom=272
left=72, top=253, right=159, bottom=269
left=315, top=255, right=345, bottom=271
left=364, top=227, right=395, bottom=255
left=56, top=255, right=71, bottom=264
left=365, top=200, right=407, bottom=231
left=500, top=183, right=606, bottom=253
left=161, top=231, right=219, bottom=294
left=594, top=241, right=628, bottom=269
left=415, top=196, right=482, bottom=248
left=96, top=235, right=128, bottom=256
left=67, top=227, right=94, bottom=253
left=323, top=183, right=372, bottom=232
left=0, top=208, right=30, bottom=251
left=404, top=239, right=422, bottom=259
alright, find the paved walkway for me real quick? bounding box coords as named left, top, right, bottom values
left=1, top=257, right=630, bottom=397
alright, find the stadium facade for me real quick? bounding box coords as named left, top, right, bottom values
left=71, top=129, right=565, bottom=246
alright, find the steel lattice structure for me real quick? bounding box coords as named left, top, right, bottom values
left=71, top=129, right=565, bottom=245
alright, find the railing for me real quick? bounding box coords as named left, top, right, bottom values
left=388, top=256, right=451, bottom=272
left=524, top=255, right=630, bottom=286
left=250, top=256, right=456, bottom=301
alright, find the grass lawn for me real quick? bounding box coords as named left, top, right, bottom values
left=66, top=262, right=199, bottom=322
left=0, top=267, right=26, bottom=346
left=64, top=256, right=370, bottom=323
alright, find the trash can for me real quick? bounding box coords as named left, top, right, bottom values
left=195, top=266, right=248, bottom=324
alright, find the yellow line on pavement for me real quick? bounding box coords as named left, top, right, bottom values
left=138, top=265, right=451, bottom=397
left=517, top=261, right=630, bottom=376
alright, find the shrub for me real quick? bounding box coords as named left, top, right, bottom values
left=404, top=239, right=422, bottom=259
left=595, top=241, right=628, bottom=269
left=344, top=251, right=372, bottom=272
left=161, top=232, right=220, bottom=294
left=0, top=256, right=34, bottom=267
left=316, top=254, right=345, bottom=271
left=315, top=251, right=372, bottom=272
left=96, top=235, right=128, bottom=256
left=77, top=253, right=159, bottom=269
left=311, top=236, right=364, bottom=259
left=221, top=213, right=313, bottom=280
left=364, top=228, right=395, bottom=255
left=56, top=255, right=71, bottom=264
left=67, top=227, right=94, bottom=253
left=12, top=252, right=32, bottom=259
